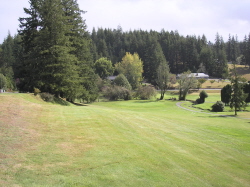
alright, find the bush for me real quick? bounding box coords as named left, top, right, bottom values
left=135, top=85, right=157, bottom=100
left=0, top=73, right=7, bottom=89
left=198, top=90, right=208, bottom=104
left=40, top=92, right=54, bottom=102
left=221, top=84, right=232, bottom=105
left=113, top=74, right=132, bottom=90
left=211, top=101, right=225, bottom=112
left=196, top=98, right=203, bottom=104
left=102, top=86, right=132, bottom=101
left=34, top=87, right=41, bottom=96
left=196, top=90, right=208, bottom=104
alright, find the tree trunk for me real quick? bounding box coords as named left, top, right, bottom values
left=235, top=107, right=237, bottom=115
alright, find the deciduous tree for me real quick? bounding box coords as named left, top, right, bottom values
left=178, top=71, right=197, bottom=100
left=94, top=57, right=114, bottom=79
left=156, top=60, right=169, bottom=100
left=115, top=52, right=143, bottom=89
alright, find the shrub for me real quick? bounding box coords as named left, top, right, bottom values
left=102, top=86, right=132, bottom=101
left=211, top=101, right=225, bottom=112
left=221, top=84, right=232, bottom=105
left=196, top=98, right=203, bottom=104
left=135, top=85, right=157, bottom=100
left=199, top=90, right=208, bottom=103
left=40, top=92, right=54, bottom=102
left=113, top=74, right=132, bottom=90
left=34, top=87, right=41, bottom=96
left=0, top=73, right=7, bottom=89
left=195, top=90, right=208, bottom=104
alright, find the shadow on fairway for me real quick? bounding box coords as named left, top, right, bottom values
left=198, top=115, right=236, bottom=118
left=71, top=102, right=88, bottom=106
left=133, top=100, right=157, bottom=103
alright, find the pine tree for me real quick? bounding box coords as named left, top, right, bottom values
left=19, top=0, right=96, bottom=101
left=0, top=33, right=16, bottom=90
left=230, top=64, right=247, bottom=115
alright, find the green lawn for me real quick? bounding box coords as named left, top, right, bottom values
left=0, top=93, right=250, bottom=186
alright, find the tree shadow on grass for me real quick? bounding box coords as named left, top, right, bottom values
left=52, top=97, right=71, bottom=106
left=198, top=115, right=236, bottom=118
left=133, top=100, right=157, bottom=103
left=71, top=102, right=88, bottom=106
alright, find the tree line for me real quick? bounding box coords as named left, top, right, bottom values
left=0, top=0, right=250, bottom=102
left=91, top=27, right=250, bottom=81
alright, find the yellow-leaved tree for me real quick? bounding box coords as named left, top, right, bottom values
left=115, top=52, right=143, bottom=89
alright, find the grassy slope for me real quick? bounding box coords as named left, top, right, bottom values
left=0, top=94, right=250, bottom=186
left=228, top=64, right=250, bottom=81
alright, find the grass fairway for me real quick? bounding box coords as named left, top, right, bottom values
left=0, top=94, right=250, bottom=186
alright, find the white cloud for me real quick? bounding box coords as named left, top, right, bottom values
left=1, top=0, right=250, bottom=42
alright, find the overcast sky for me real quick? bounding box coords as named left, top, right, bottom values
left=1, top=0, right=250, bottom=43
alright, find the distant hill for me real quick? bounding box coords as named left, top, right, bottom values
left=228, top=64, right=250, bottom=81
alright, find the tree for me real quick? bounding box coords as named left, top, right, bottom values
left=0, top=33, right=15, bottom=90
left=113, top=74, right=132, bottom=90
left=178, top=71, right=198, bottom=100
left=199, top=90, right=208, bottom=103
left=94, top=57, right=114, bottom=79
left=210, top=80, right=215, bottom=86
left=135, top=85, right=157, bottom=100
left=115, top=52, right=143, bottom=89
left=156, top=60, right=169, bottom=100
left=212, top=101, right=225, bottom=112
left=18, top=0, right=96, bottom=101
left=243, top=83, right=250, bottom=104
left=221, top=84, right=232, bottom=106
left=229, top=64, right=247, bottom=115
left=143, top=36, right=166, bottom=83
left=0, top=73, right=7, bottom=89
left=198, top=78, right=206, bottom=89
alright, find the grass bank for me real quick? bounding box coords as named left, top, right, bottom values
left=0, top=93, right=249, bottom=186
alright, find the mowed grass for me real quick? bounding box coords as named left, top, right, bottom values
left=184, top=92, right=250, bottom=118
left=0, top=93, right=250, bottom=186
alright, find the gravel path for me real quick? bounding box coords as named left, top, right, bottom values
left=176, top=101, right=250, bottom=120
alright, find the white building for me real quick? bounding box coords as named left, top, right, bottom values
left=177, top=73, right=209, bottom=79
left=189, top=73, right=209, bottom=79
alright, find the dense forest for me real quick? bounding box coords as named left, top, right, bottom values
left=91, top=27, right=250, bottom=80
left=0, top=0, right=250, bottom=101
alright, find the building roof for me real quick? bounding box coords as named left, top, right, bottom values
left=177, top=73, right=209, bottom=78
left=190, top=73, right=209, bottom=78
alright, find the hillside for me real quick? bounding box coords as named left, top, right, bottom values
left=228, top=64, right=250, bottom=81
left=0, top=93, right=250, bottom=186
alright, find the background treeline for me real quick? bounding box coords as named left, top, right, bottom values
left=91, top=27, right=250, bottom=81
left=1, top=21, right=250, bottom=94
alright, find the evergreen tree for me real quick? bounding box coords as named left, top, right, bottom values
left=0, top=33, right=16, bottom=90
left=144, top=35, right=166, bottom=83
left=221, top=84, right=232, bottom=106
left=213, top=33, right=228, bottom=78
left=229, top=64, right=247, bottom=115
left=18, top=0, right=96, bottom=101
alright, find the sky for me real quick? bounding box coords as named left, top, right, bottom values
left=1, top=0, right=250, bottom=43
